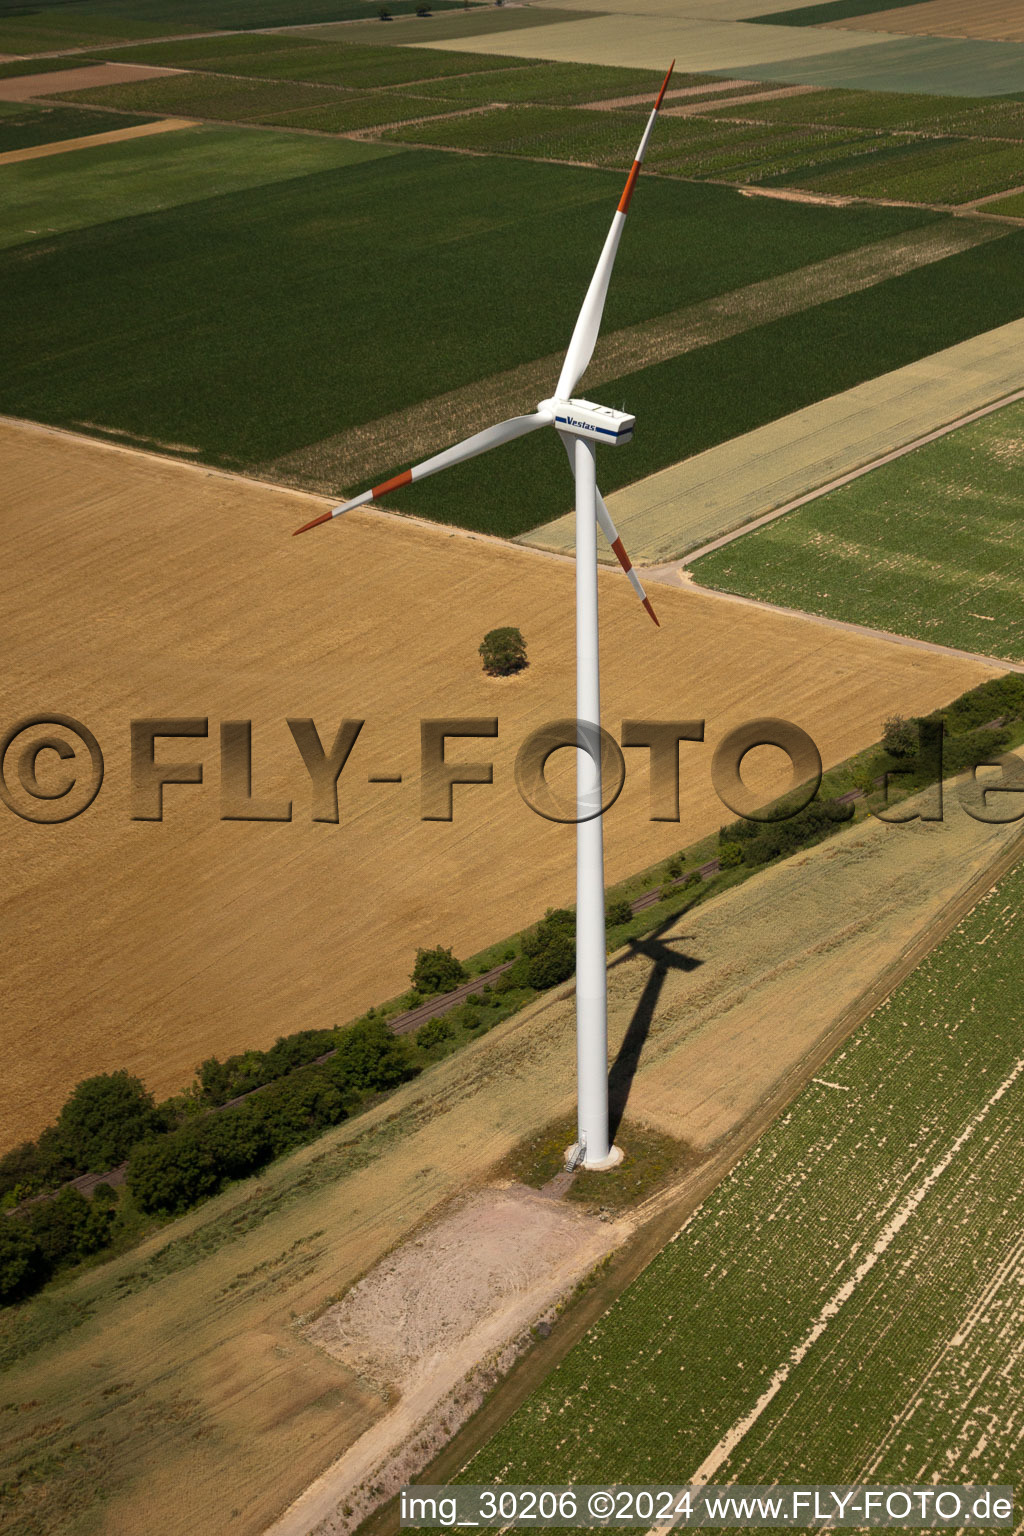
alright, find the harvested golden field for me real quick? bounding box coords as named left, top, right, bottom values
left=824, top=0, right=1024, bottom=41
left=0, top=418, right=992, bottom=1148
left=2, top=789, right=1018, bottom=1536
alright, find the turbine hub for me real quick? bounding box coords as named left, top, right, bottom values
left=538, top=397, right=635, bottom=446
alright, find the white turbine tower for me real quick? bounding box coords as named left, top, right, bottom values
left=295, top=61, right=675, bottom=1170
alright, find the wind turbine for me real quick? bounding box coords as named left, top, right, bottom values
left=295, top=61, right=675, bottom=1170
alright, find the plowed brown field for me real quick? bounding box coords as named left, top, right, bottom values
left=0, top=417, right=992, bottom=1147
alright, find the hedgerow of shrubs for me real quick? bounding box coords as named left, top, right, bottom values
left=936, top=672, right=1024, bottom=735
left=0, top=1071, right=169, bottom=1205
left=0, top=1020, right=417, bottom=1297
left=198, top=1026, right=338, bottom=1106
left=719, top=795, right=854, bottom=867
left=0, top=1185, right=118, bottom=1304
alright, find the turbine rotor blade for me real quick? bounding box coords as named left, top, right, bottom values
left=554, top=59, right=674, bottom=402
left=595, top=487, right=659, bottom=626
left=557, top=431, right=659, bottom=625
left=293, top=411, right=552, bottom=535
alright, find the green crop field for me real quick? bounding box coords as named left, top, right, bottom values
left=985, top=189, right=1024, bottom=216
left=255, top=91, right=460, bottom=134
left=391, top=61, right=681, bottom=107
left=56, top=72, right=349, bottom=122
left=385, top=103, right=647, bottom=168
left=52, top=44, right=1024, bottom=208
left=464, top=856, right=1024, bottom=1489
left=0, top=127, right=396, bottom=249
left=647, top=119, right=894, bottom=182
left=691, top=397, right=1024, bottom=664
left=0, top=150, right=944, bottom=511
left=0, top=56, right=103, bottom=80
left=384, top=95, right=1024, bottom=206
left=383, top=104, right=884, bottom=180
left=324, top=5, right=596, bottom=45
left=111, top=38, right=534, bottom=88
left=768, top=135, right=1024, bottom=204
left=387, top=230, right=1024, bottom=537
left=0, top=100, right=154, bottom=153
left=0, top=15, right=168, bottom=54
left=707, top=87, right=1024, bottom=139
left=0, top=0, right=473, bottom=54
left=105, top=31, right=330, bottom=64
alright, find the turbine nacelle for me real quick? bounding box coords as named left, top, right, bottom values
left=538, top=398, right=635, bottom=447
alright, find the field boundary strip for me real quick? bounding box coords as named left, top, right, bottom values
left=519, top=312, right=1024, bottom=566
left=670, top=578, right=1024, bottom=674
left=0, top=113, right=195, bottom=164
left=266, top=220, right=995, bottom=495
left=673, top=381, right=1024, bottom=567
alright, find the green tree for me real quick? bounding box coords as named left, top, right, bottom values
left=522, top=909, right=575, bottom=956
left=0, top=1220, right=43, bottom=1303
left=55, top=1071, right=165, bottom=1173
left=329, top=1019, right=416, bottom=1099
left=411, top=945, right=467, bottom=995
left=719, top=842, right=744, bottom=869
left=127, top=1129, right=220, bottom=1216
left=606, top=898, right=633, bottom=929
left=196, top=1107, right=270, bottom=1178
left=521, top=908, right=576, bottom=989
left=0, top=1126, right=76, bottom=1202
left=197, top=1056, right=234, bottom=1106
left=882, top=714, right=917, bottom=757
left=248, top=1071, right=346, bottom=1157
left=416, top=1016, right=455, bottom=1049
left=479, top=627, right=527, bottom=676
left=525, top=936, right=575, bottom=990
left=27, top=1187, right=113, bottom=1269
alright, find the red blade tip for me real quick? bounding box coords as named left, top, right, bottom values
left=655, top=60, right=675, bottom=109
left=642, top=595, right=660, bottom=626
left=293, top=510, right=334, bottom=536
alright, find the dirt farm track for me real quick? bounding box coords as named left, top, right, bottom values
left=0, top=417, right=994, bottom=1147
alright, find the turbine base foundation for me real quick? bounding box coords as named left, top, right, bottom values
left=566, top=1143, right=625, bottom=1172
